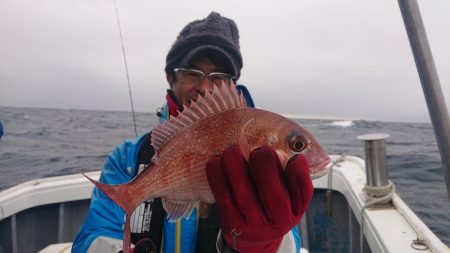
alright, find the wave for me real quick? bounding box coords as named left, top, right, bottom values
left=327, top=120, right=353, bottom=127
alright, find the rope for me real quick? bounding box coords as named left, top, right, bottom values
left=113, top=0, right=138, bottom=137
left=325, top=154, right=346, bottom=216
left=359, top=181, right=395, bottom=253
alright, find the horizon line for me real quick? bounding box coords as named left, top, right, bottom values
left=0, top=104, right=431, bottom=124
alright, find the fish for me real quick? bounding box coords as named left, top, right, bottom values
left=83, top=83, right=331, bottom=253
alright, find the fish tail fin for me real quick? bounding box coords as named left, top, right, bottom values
left=81, top=172, right=138, bottom=214
left=82, top=173, right=136, bottom=253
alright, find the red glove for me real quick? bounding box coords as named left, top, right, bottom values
left=206, top=146, right=313, bottom=253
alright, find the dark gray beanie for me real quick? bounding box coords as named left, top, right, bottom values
left=165, top=12, right=243, bottom=80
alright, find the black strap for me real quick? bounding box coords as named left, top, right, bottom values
left=131, top=133, right=165, bottom=252
left=196, top=204, right=221, bottom=252
left=136, top=132, right=155, bottom=165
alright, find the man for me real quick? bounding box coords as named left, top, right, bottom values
left=72, top=12, right=313, bottom=253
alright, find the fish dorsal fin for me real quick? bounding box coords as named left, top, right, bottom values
left=151, top=83, right=246, bottom=152
left=162, top=198, right=198, bottom=222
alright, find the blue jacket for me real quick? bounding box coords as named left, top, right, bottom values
left=72, top=134, right=146, bottom=253
left=72, top=85, right=301, bottom=253
left=0, top=121, right=3, bottom=140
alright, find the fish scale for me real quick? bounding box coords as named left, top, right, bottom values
left=83, top=83, right=331, bottom=253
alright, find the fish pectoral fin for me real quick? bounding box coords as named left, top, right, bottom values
left=238, top=119, right=255, bottom=161
left=239, top=118, right=267, bottom=161
left=161, top=198, right=198, bottom=222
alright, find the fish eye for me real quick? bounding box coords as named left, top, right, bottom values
left=289, top=135, right=309, bottom=153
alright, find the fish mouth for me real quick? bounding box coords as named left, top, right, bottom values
left=310, top=157, right=332, bottom=180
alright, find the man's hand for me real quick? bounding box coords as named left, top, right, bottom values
left=206, top=146, right=313, bottom=253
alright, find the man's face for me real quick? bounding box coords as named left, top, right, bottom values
left=168, top=56, right=231, bottom=106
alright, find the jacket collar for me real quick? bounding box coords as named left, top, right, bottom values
left=166, top=89, right=182, bottom=117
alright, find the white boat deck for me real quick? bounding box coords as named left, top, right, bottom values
left=314, top=155, right=448, bottom=253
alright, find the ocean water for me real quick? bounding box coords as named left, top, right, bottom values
left=0, top=106, right=449, bottom=245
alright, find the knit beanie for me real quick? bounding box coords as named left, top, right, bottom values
left=165, top=12, right=243, bottom=80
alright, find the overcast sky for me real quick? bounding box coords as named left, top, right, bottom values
left=0, top=0, right=449, bottom=122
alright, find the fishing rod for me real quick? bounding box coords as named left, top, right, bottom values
left=113, top=0, right=138, bottom=138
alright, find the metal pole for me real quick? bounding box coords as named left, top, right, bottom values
left=357, top=134, right=390, bottom=188
left=398, top=0, right=450, bottom=202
